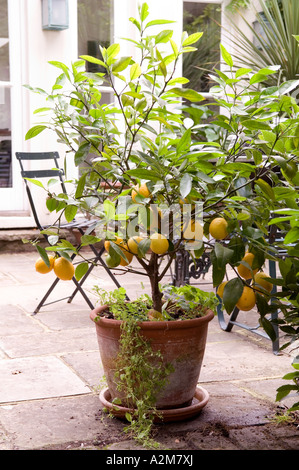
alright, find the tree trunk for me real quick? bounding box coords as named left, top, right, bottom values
left=149, top=253, right=163, bottom=312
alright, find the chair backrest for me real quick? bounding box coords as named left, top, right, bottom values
left=16, top=151, right=66, bottom=230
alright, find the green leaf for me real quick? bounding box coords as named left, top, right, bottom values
left=155, top=29, right=173, bottom=44
left=170, top=39, right=179, bottom=57
left=75, top=262, right=89, bottom=281
left=25, top=125, right=47, bottom=140
left=23, top=178, right=45, bottom=189
left=256, top=292, right=271, bottom=316
left=211, top=251, right=226, bottom=287
left=284, top=227, right=299, bottom=244
left=250, top=72, right=273, bottom=85
left=180, top=173, right=192, bottom=199
left=182, top=32, right=203, bottom=46
left=220, top=44, right=233, bottom=68
left=126, top=169, right=160, bottom=181
left=223, top=277, right=243, bottom=314
left=214, top=242, right=234, bottom=267
left=259, top=316, right=277, bottom=342
left=169, top=87, right=204, bottom=102
left=80, top=235, right=102, bottom=246
left=80, top=55, right=106, bottom=68
left=125, top=412, right=132, bottom=422
left=255, top=178, right=275, bottom=200
left=235, top=68, right=252, bottom=78
left=177, top=128, right=191, bottom=155
left=168, top=77, right=189, bottom=86
left=64, top=205, right=78, bottom=222
left=276, top=384, right=298, bottom=402
left=140, top=2, right=149, bottom=21
left=74, top=142, right=91, bottom=166
left=282, top=371, right=299, bottom=380
left=109, top=242, right=128, bottom=263
left=129, top=17, right=141, bottom=31
left=112, top=56, right=132, bottom=73
left=130, top=63, right=142, bottom=80
left=103, top=200, right=116, bottom=220
left=48, top=60, right=70, bottom=80
left=75, top=172, right=87, bottom=199
left=46, top=197, right=58, bottom=212
left=33, top=107, right=53, bottom=114
left=36, top=245, right=50, bottom=267
left=145, top=19, right=176, bottom=29
left=242, top=120, right=271, bottom=130
left=137, top=238, right=151, bottom=257
left=107, top=43, right=120, bottom=59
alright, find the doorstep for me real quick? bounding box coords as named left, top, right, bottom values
left=0, top=229, right=77, bottom=253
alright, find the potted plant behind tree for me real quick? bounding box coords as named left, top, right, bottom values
left=24, top=2, right=299, bottom=444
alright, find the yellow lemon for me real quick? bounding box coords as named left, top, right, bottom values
left=127, top=236, right=144, bottom=255
left=53, top=257, right=75, bottom=281
left=119, top=245, right=133, bottom=266
left=104, top=237, right=123, bottom=252
left=35, top=255, right=55, bottom=274
left=217, top=281, right=228, bottom=299
left=209, top=217, right=229, bottom=240
left=236, top=286, right=256, bottom=311
left=237, top=252, right=258, bottom=280
left=131, top=183, right=151, bottom=202
left=150, top=233, right=169, bottom=255
left=254, top=272, right=273, bottom=293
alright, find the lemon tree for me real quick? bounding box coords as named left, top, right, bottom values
left=25, top=3, right=299, bottom=409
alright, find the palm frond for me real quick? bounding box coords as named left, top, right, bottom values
left=224, top=0, right=299, bottom=84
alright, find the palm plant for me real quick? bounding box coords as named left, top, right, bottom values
left=225, top=0, right=299, bottom=86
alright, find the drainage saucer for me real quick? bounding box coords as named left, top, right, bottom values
left=99, top=386, right=209, bottom=423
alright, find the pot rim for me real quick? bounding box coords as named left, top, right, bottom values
left=90, top=304, right=214, bottom=330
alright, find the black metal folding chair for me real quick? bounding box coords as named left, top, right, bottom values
left=16, top=151, right=126, bottom=314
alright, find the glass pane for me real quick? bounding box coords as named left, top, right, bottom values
left=78, top=0, right=114, bottom=77
left=0, top=87, right=12, bottom=188
left=0, top=0, right=10, bottom=81
left=183, top=2, right=221, bottom=92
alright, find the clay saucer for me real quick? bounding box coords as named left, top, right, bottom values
left=99, top=386, right=209, bottom=423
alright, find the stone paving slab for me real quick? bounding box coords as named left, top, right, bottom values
left=0, top=356, right=90, bottom=403
left=0, top=395, right=102, bottom=450
left=0, top=327, right=99, bottom=358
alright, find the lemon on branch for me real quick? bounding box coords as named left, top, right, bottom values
left=209, top=217, right=229, bottom=240
left=150, top=233, right=169, bottom=255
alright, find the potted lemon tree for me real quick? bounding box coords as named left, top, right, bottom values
left=25, top=3, right=299, bottom=443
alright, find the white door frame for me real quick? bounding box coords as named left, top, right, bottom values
left=0, top=0, right=31, bottom=225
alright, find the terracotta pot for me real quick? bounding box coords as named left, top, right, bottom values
left=90, top=305, right=214, bottom=410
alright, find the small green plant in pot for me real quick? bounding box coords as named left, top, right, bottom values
left=24, top=2, right=299, bottom=445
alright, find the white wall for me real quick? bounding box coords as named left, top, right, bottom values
left=1, top=0, right=257, bottom=228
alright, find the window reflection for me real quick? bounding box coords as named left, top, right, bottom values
left=0, top=0, right=9, bottom=81
left=78, top=0, right=114, bottom=82
left=0, top=88, right=12, bottom=188
left=0, top=0, right=11, bottom=188
left=183, top=2, right=221, bottom=93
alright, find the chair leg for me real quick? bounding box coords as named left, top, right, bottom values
left=67, top=255, right=100, bottom=304
left=69, top=275, right=95, bottom=310
left=33, top=276, right=61, bottom=314
left=217, top=301, right=240, bottom=332
left=68, top=249, right=130, bottom=303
